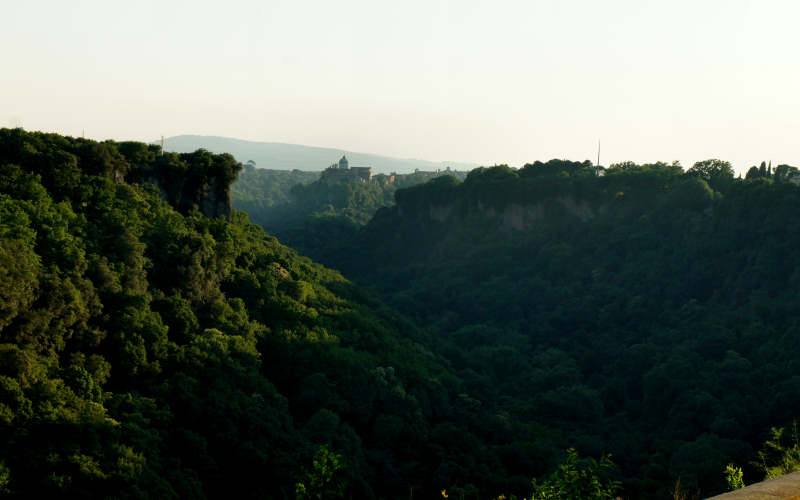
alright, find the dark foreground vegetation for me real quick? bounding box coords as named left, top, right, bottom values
left=2, top=129, right=800, bottom=499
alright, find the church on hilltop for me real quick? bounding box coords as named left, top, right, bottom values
left=319, top=155, right=373, bottom=184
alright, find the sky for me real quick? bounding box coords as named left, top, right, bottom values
left=2, top=0, right=799, bottom=173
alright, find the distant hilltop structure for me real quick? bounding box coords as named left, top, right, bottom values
left=320, top=155, right=373, bottom=184
left=319, top=155, right=469, bottom=186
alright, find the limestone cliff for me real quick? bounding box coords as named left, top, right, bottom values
left=127, top=149, right=240, bottom=220
left=403, top=196, right=596, bottom=230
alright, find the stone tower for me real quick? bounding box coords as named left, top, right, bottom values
left=338, top=155, right=349, bottom=169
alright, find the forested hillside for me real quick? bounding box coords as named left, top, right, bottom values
left=4, top=129, right=799, bottom=499
left=307, top=159, right=800, bottom=498
left=231, top=165, right=319, bottom=217
left=0, top=129, right=550, bottom=499
left=230, top=167, right=465, bottom=260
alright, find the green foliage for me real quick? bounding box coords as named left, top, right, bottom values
left=0, top=129, right=475, bottom=499
left=0, top=461, right=10, bottom=495
left=773, top=164, right=800, bottom=182
left=308, top=158, right=800, bottom=498
left=519, top=159, right=595, bottom=179
left=687, top=159, right=734, bottom=190
left=687, top=158, right=733, bottom=181
left=465, top=164, right=519, bottom=184
left=754, top=422, right=800, bottom=479
left=530, top=449, right=621, bottom=500
left=724, top=464, right=744, bottom=490
left=295, top=445, right=347, bottom=500
left=6, top=130, right=800, bottom=499
left=0, top=195, right=40, bottom=330
left=231, top=167, right=318, bottom=208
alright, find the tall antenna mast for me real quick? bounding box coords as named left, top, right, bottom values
left=597, top=139, right=601, bottom=167
left=595, top=139, right=601, bottom=176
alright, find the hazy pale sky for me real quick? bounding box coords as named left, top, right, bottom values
left=3, top=0, right=799, bottom=173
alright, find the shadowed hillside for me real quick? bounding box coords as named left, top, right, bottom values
left=305, top=160, right=800, bottom=498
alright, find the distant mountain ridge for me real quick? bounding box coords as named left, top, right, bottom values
left=162, top=135, right=478, bottom=174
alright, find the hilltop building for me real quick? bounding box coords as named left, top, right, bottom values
left=318, top=155, right=469, bottom=185
left=320, top=155, right=373, bottom=184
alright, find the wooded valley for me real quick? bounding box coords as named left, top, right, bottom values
left=1, top=129, right=799, bottom=498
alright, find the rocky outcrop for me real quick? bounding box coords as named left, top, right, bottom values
left=200, top=177, right=233, bottom=220
left=128, top=150, right=240, bottom=221
left=138, top=174, right=232, bottom=220
left=410, top=196, right=596, bottom=231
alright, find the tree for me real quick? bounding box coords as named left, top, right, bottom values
left=724, top=464, right=744, bottom=490
left=754, top=422, right=800, bottom=479
left=295, top=445, right=347, bottom=500
left=688, top=159, right=734, bottom=191
left=745, top=166, right=761, bottom=180
left=688, top=159, right=734, bottom=182
left=773, top=164, right=799, bottom=182
left=530, top=449, right=621, bottom=500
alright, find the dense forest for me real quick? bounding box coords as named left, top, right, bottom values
left=2, top=129, right=800, bottom=499
left=0, top=129, right=544, bottom=499
left=303, top=159, right=800, bottom=498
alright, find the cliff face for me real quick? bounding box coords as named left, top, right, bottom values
left=0, top=130, right=238, bottom=221
left=137, top=174, right=232, bottom=220
left=477, top=197, right=595, bottom=230
left=388, top=165, right=717, bottom=240
left=351, top=165, right=721, bottom=274
left=127, top=149, right=240, bottom=221
left=200, top=177, right=233, bottom=220
left=405, top=196, right=596, bottom=230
